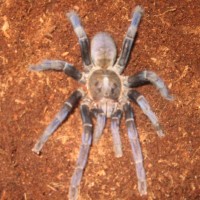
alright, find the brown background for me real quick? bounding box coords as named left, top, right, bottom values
left=0, top=0, right=199, bottom=199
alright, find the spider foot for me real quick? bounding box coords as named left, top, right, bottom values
left=114, top=144, right=123, bottom=158
left=29, top=60, right=64, bottom=71
left=69, top=186, right=79, bottom=200
left=155, top=124, right=165, bottom=137
left=32, top=141, right=43, bottom=154
left=138, top=180, right=147, bottom=196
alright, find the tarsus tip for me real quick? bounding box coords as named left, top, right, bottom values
left=166, top=94, right=175, bottom=101
left=66, top=10, right=78, bottom=19
left=32, top=147, right=41, bottom=155
left=135, top=5, right=144, bottom=14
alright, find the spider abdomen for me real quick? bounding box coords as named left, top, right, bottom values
left=88, top=69, right=121, bottom=101
left=91, top=32, right=117, bottom=68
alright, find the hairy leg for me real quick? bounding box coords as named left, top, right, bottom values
left=91, top=108, right=106, bottom=144
left=32, top=90, right=83, bottom=154
left=69, top=104, right=93, bottom=200
left=123, top=103, right=147, bottom=196
left=114, top=6, right=144, bottom=74
left=67, top=11, right=92, bottom=71
left=127, top=70, right=173, bottom=100
left=29, top=60, right=83, bottom=82
left=111, top=109, right=123, bottom=157
left=128, top=90, right=164, bottom=137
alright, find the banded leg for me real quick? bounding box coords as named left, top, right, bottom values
left=128, top=90, right=164, bottom=137
left=67, top=11, right=92, bottom=71
left=114, top=6, right=144, bottom=74
left=32, top=90, right=83, bottom=154
left=111, top=109, right=123, bottom=157
left=29, top=60, right=83, bottom=82
left=127, top=70, right=173, bottom=100
left=91, top=109, right=106, bottom=144
left=69, top=104, right=93, bottom=200
left=123, top=103, right=147, bottom=196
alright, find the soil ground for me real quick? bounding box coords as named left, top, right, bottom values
left=0, top=0, right=199, bottom=200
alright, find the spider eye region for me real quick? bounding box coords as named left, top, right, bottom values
left=88, top=69, right=121, bottom=101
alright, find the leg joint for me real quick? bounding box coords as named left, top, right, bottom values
left=83, top=123, right=92, bottom=127
left=64, top=101, right=73, bottom=108
left=126, top=118, right=134, bottom=122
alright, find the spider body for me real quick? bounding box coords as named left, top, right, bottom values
left=87, top=32, right=123, bottom=117
left=87, top=68, right=122, bottom=116
left=30, top=6, right=173, bottom=200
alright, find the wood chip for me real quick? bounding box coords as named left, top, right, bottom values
left=2, top=16, right=10, bottom=38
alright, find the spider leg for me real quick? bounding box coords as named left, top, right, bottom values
left=29, top=60, right=83, bottom=82
left=91, top=108, right=106, bottom=144
left=67, top=11, right=92, bottom=71
left=123, top=103, right=147, bottom=196
left=127, top=70, right=173, bottom=100
left=114, top=6, right=144, bottom=74
left=32, top=90, right=83, bottom=154
left=111, top=109, right=123, bottom=157
left=69, top=104, right=93, bottom=200
left=128, top=90, right=164, bottom=137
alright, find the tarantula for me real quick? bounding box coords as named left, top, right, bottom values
left=30, top=6, right=173, bottom=200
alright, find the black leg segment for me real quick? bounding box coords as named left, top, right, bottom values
left=111, top=109, right=123, bottom=157
left=63, top=62, right=83, bottom=81
left=123, top=103, right=147, bottom=195
left=115, top=6, right=144, bottom=74
left=128, top=90, right=164, bottom=137
left=69, top=104, right=93, bottom=200
left=91, top=108, right=106, bottom=144
left=127, top=70, right=173, bottom=100
left=29, top=60, right=83, bottom=82
left=67, top=11, right=92, bottom=71
left=32, top=90, right=83, bottom=154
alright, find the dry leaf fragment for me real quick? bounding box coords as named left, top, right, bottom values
left=2, top=16, right=10, bottom=38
